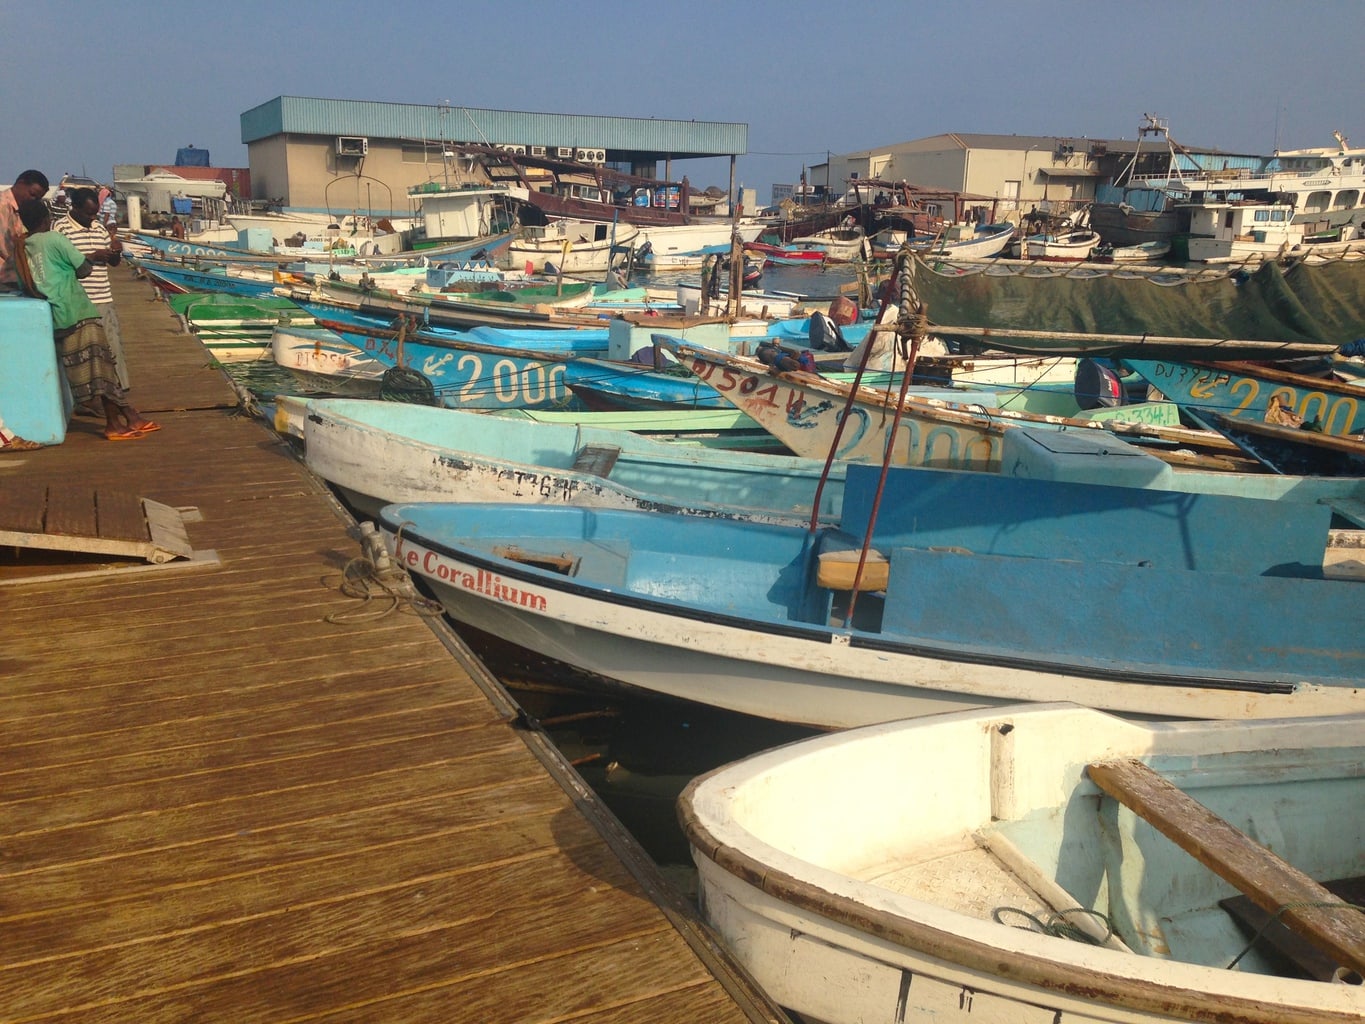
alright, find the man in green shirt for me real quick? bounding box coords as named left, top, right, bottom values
left=18, top=199, right=158, bottom=440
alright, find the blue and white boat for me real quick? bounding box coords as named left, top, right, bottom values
left=378, top=462, right=1365, bottom=728
left=271, top=321, right=605, bottom=409
left=1122, top=357, right=1365, bottom=437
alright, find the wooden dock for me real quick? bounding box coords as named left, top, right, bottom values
left=0, top=269, right=788, bottom=1023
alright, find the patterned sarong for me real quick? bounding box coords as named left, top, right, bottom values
left=53, top=318, right=129, bottom=407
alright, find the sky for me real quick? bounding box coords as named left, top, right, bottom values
left=3, top=0, right=1364, bottom=202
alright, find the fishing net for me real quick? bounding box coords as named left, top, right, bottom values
left=908, top=254, right=1365, bottom=351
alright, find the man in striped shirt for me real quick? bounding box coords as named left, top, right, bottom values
left=57, top=187, right=129, bottom=395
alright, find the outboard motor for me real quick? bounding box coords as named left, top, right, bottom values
left=809, top=310, right=849, bottom=352
left=1074, top=357, right=1125, bottom=410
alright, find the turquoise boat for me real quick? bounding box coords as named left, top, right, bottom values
left=302, top=398, right=844, bottom=522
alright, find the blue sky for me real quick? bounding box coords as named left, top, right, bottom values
left=3, top=0, right=1363, bottom=200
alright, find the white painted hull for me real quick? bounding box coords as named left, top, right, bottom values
left=385, top=531, right=1365, bottom=727
left=683, top=705, right=1365, bottom=1024
left=271, top=325, right=385, bottom=394
left=636, top=221, right=760, bottom=255
left=304, top=400, right=836, bottom=523
left=507, top=222, right=640, bottom=273
left=788, top=233, right=868, bottom=262
left=1017, top=231, right=1101, bottom=259
left=673, top=284, right=804, bottom=318
left=1187, top=235, right=1365, bottom=264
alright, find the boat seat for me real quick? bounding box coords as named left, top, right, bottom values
left=815, top=547, right=888, bottom=591
left=571, top=444, right=620, bottom=478
left=1087, top=758, right=1365, bottom=978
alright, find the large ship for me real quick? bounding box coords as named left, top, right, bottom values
left=1090, top=115, right=1365, bottom=248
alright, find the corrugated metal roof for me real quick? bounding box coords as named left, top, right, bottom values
left=240, top=96, right=746, bottom=157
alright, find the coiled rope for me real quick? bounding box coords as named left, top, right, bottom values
left=992, top=906, right=1116, bottom=946
left=323, top=523, right=446, bottom=624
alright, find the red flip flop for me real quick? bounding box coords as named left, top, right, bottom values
left=105, top=427, right=144, bottom=441
left=128, top=420, right=161, bottom=433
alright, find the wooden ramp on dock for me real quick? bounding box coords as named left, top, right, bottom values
left=0, top=482, right=198, bottom=564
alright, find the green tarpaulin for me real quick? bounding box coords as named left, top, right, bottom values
left=908, top=255, right=1365, bottom=354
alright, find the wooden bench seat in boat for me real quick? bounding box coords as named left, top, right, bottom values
left=815, top=546, right=888, bottom=591
left=1088, top=758, right=1365, bottom=978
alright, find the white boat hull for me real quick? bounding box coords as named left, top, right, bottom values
left=683, top=705, right=1365, bottom=1024
left=271, top=325, right=385, bottom=394
left=506, top=222, right=640, bottom=273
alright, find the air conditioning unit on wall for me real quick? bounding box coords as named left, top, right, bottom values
left=575, top=148, right=606, bottom=164
left=529, top=145, right=547, bottom=157
left=495, top=144, right=526, bottom=155
left=555, top=147, right=575, bottom=159
left=336, top=136, right=368, bottom=157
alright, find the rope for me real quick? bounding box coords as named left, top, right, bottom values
left=992, top=906, right=1115, bottom=946
left=380, top=364, right=439, bottom=404
left=322, top=523, right=446, bottom=624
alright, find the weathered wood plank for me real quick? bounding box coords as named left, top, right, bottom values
left=95, top=489, right=149, bottom=541
left=0, top=480, right=48, bottom=532
left=45, top=482, right=99, bottom=536
left=1088, top=757, right=1365, bottom=975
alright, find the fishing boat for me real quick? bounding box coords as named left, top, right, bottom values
left=665, top=342, right=1248, bottom=472
left=1092, top=239, right=1172, bottom=263
left=505, top=218, right=640, bottom=274
left=787, top=224, right=869, bottom=262
left=673, top=282, right=807, bottom=318
left=873, top=221, right=1017, bottom=261
left=679, top=702, right=1365, bottom=1024
left=1012, top=229, right=1102, bottom=260
left=166, top=292, right=317, bottom=363
left=271, top=318, right=606, bottom=408
left=1122, top=357, right=1365, bottom=437
left=134, top=256, right=287, bottom=298
left=274, top=277, right=619, bottom=331
left=1184, top=200, right=1365, bottom=264
left=270, top=324, right=390, bottom=395
left=302, top=398, right=842, bottom=522
left=377, top=460, right=1365, bottom=728
left=743, top=240, right=827, bottom=266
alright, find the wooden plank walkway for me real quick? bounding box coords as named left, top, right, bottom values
left=0, top=269, right=788, bottom=1024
